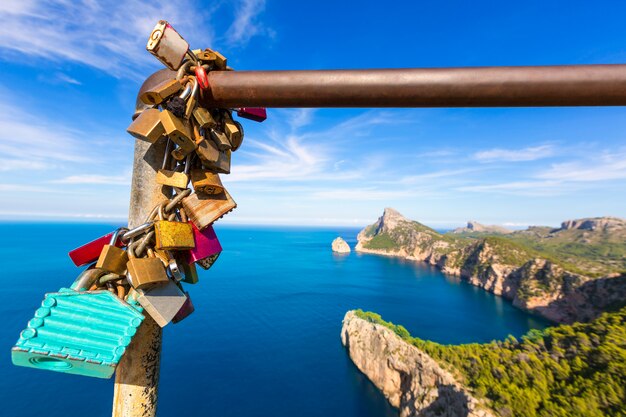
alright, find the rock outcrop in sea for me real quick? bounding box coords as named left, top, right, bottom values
left=355, top=208, right=626, bottom=323
left=332, top=237, right=351, bottom=253
left=341, top=311, right=495, bottom=417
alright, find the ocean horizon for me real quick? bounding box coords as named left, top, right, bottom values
left=1, top=223, right=547, bottom=417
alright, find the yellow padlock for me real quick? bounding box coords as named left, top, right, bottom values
left=153, top=204, right=195, bottom=250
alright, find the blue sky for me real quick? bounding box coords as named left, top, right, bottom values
left=0, top=0, right=625, bottom=228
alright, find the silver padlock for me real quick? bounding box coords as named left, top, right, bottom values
left=135, top=281, right=187, bottom=327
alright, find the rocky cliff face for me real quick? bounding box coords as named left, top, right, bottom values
left=452, top=221, right=512, bottom=234
left=356, top=209, right=626, bottom=323
left=560, top=217, right=626, bottom=232
left=332, top=237, right=351, bottom=253
left=341, top=311, right=495, bottom=417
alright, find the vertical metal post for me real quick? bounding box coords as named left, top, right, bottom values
left=112, top=138, right=169, bottom=417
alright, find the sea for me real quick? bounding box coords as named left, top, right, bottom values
left=0, top=223, right=547, bottom=417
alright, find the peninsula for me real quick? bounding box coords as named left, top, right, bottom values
left=355, top=208, right=626, bottom=323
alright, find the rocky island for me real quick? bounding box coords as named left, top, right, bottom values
left=332, top=237, right=351, bottom=253
left=355, top=208, right=626, bottom=323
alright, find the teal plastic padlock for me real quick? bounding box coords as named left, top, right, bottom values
left=11, top=288, right=144, bottom=379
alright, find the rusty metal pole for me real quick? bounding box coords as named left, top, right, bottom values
left=112, top=137, right=168, bottom=417
left=201, top=64, right=626, bottom=108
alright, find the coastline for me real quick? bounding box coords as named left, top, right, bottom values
left=355, top=243, right=556, bottom=323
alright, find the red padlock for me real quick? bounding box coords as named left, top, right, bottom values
left=68, top=228, right=126, bottom=267
left=195, top=65, right=209, bottom=90
left=237, top=107, right=267, bottom=122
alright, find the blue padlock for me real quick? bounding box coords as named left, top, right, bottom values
left=11, top=287, right=144, bottom=379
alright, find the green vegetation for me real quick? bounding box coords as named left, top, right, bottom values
left=504, top=232, right=626, bottom=277
left=354, top=309, right=626, bottom=417
left=451, top=226, right=626, bottom=277
left=363, top=233, right=399, bottom=250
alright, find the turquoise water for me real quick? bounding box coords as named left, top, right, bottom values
left=0, top=223, right=547, bottom=416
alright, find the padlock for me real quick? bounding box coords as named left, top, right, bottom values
left=172, top=292, right=195, bottom=324
left=230, top=121, right=244, bottom=151
left=193, top=107, right=217, bottom=129
left=156, top=140, right=190, bottom=188
left=204, top=149, right=231, bottom=174
left=209, top=128, right=231, bottom=151
left=223, top=113, right=242, bottom=150
left=182, top=189, right=237, bottom=231
left=190, top=169, right=224, bottom=195
left=196, top=137, right=220, bottom=165
left=69, top=229, right=126, bottom=267
left=70, top=266, right=108, bottom=291
left=237, top=107, right=267, bottom=122
left=211, top=49, right=227, bottom=69
left=11, top=288, right=144, bottom=379
left=160, top=110, right=197, bottom=157
left=139, top=79, right=183, bottom=106
left=154, top=249, right=184, bottom=282
left=183, top=77, right=199, bottom=120
left=196, top=50, right=217, bottom=65
left=197, top=252, right=220, bottom=270
left=146, top=20, right=189, bottom=71
left=95, top=228, right=129, bottom=275
left=154, top=205, right=195, bottom=250
left=179, top=257, right=199, bottom=284
left=194, top=65, right=209, bottom=90
left=126, top=108, right=165, bottom=143
left=187, top=223, right=222, bottom=267
left=136, top=280, right=187, bottom=328
left=126, top=245, right=169, bottom=290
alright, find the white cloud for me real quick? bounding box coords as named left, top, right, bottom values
left=53, top=72, right=82, bottom=85
left=230, top=135, right=328, bottom=182
left=473, top=144, right=554, bottom=162
left=395, top=168, right=484, bottom=185
left=457, top=180, right=562, bottom=195
left=0, top=0, right=272, bottom=78
left=229, top=110, right=408, bottom=184
left=537, top=150, right=626, bottom=182
left=309, top=188, right=412, bottom=201
left=227, top=0, right=268, bottom=46
left=460, top=148, right=626, bottom=196
left=0, top=158, right=50, bottom=172
left=287, top=109, right=315, bottom=131
left=0, top=99, right=94, bottom=165
left=51, top=174, right=130, bottom=185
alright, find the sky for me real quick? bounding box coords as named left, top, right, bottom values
left=0, top=0, right=625, bottom=228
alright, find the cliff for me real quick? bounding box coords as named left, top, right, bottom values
left=452, top=221, right=512, bottom=235
left=343, top=308, right=626, bottom=417
left=341, top=311, right=495, bottom=417
left=356, top=209, right=626, bottom=323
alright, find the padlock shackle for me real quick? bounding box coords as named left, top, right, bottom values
left=121, top=222, right=154, bottom=243
left=110, top=227, right=129, bottom=246
left=193, top=64, right=626, bottom=108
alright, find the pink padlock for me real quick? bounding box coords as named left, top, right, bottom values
left=237, top=107, right=267, bottom=122
left=187, top=223, right=222, bottom=266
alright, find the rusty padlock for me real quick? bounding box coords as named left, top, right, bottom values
left=182, top=189, right=237, bottom=231
left=153, top=204, right=195, bottom=250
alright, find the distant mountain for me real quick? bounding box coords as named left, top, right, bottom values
left=452, top=220, right=512, bottom=234
left=356, top=208, right=626, bottom=323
